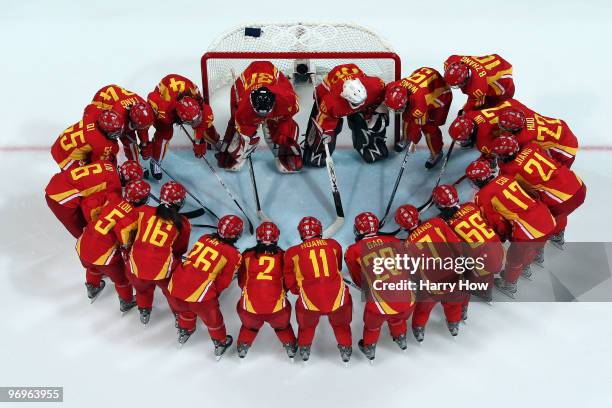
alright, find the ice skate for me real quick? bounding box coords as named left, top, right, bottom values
left=299, top=345, right=311, bottom=363
left=236, top=342, right=250, bottom=359
left=213, top=335, right=233, bottom=360
left=461, top=304, right=469, bottom=322
left=533, top=248, right=545, bottom=268
left=521, top=265, right=534, bottom=281
left=338, top=344, right=352, bottom=364
left=119, top=298, right=137, bottom=314
left=447, top=321, right=460, bottom=337
left=283, top=343, right=298, bottom=360
left=392, top=333, right=408, bottom=351
left=412, top=326, right=425, bottom=343
left=150, top=160, right=162, bottom=181
left=425, top=152, right=442, bottom=169
left=138, top=307, right=151, bottom=325
left=358, top=340, right=376, bottom=363
left=494, top=277, right=517, bottom=299
left=177, top=328, right=195, bottom=347
left=550, top=230, right=565, bottom=250
left=85, top=280, right=105, bottom=303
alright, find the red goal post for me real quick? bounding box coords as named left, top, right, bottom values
left=200, top=23, right=403, bottom=144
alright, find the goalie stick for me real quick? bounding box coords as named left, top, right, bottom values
left=179, top=124, right=255, bottom=234
left=379, top=141, right=416, bottom=228
left=149, top=157, right=220, bottom=221
left=309, top=71, right=344, bottom=237
left=229, top=68, right=271, bottom=223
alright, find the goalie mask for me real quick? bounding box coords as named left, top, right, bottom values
left=250, top=87, right=275, bottom=117
left=341, top=78, right=367, bottom=108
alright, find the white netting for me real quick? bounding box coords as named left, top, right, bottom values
left=203, top=22, right=399, bottom=97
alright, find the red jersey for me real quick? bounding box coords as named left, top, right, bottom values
left=168, top=235, right=242, bottom=302
left=444, top=54, right=514, bottom=110
left=345, top=235, right=415, bottom=315
left=123, top=205, right=191, bottom=281
left=51, top=119, right=119, bottom=171
left=499, top=142, right=584, bottom=206
left=444, top=203, right=505, bottom=275
left=394, top=67, right=452, bottom=126
left=83, top=84, right=150, bottom=144
left=315, top=64, right=385, bottom=135
left=76, top=194, right=137, bottom=266
left=475, top=175, right=556, bottom=241
left=283, top=238, right=348, bottom=313
left=231, top=61, right=299, bottom=137
left=406, top=217, right=463, bottom=295
left=237, top=247, right=287, bottom=314
left=45, top=161, right=121, bottom=209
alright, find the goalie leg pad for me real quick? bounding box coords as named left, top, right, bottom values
left=348, top=113, right=388, bottom=164
left=303, top=105, right=341, bottom=167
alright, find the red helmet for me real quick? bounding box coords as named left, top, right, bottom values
left=118, top=160, right=143, bottom=183
left=297, top=216, right=322, bottom=240
left=395, top=205, right=419, bottom=231
left=218, top=215, right=244, bottom=240
left=256, top=221, right=280, bottom=244
left=432, top=185, right=459, bottom=208
left=491, top=134, right=520, bottom=157
left=176, top=96, right=202, bottom=124
left=465, top=160, right=493, bottom=183
left=124, top=179, right=150, bottom=203
left=384, top=84, right=409, bottom=111
left=129, top=102, right=154, bottom=130
left=160, top=181, right=186, bottom=206
left=498, top=107, right=526, bottom=132
left=354, top=212, right=380, bottom=236
left=444, top=62, right=470, bottom=87
left=449, top=116, right=476, bottom=141
left=97, top=110, right=124, bottom=137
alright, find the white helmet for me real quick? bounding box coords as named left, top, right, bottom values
left=341, top=78, right=367, bottom=108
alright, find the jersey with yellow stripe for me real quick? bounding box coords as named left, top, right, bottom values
left=238, top=249, right=286, bottom=314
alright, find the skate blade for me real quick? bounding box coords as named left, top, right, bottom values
left=520, top=274, right=534, bottom=282
left=343, top=361, right=350, bottom=367
left=495, top=287, right=516, bottom=299
left=301, top=360, right=309, bottom=366
left=532, top=262, right=545, bottom=269
left=550, top=242, right=565, bottom=251
left=289, top=357, right=295, bottom=364
left=369, top=359, right=374, bottom=365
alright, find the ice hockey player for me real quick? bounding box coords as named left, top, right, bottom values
left=443, top=54, right=514, bottom=112
left=215, top=61, right=302, bottom=173
left=121, top=181, right=191, bottom=324
left=235, top=222, right=297, bottom=359
left=447, top=104, right=504, bottom=154
left=344, top=212, right=415, bottom=362
left=147, top=74, right=220, bottom=179
left=432, top=185, right=504, bottom=309
left=394, top=205, right=466, bottom=341
left=385, top=67, right=452, bottom=168
left=76, top=177, right=150, bottom=309
left=465, top=160, right=556, bottom=298
left=303, top=63, right=388, bottom=166
left=83, top=84, right=154, bottom=165
left=168, top=215, right=243, bottom=359
left=491, top=135, right=586, bottom=249
left=496, top=103, right=579, bottom=168
left=283, top=217, right=353, bottom=363
left=45, top=160, right=123, bottom=238
left=51, top=111, right=124, bottom=171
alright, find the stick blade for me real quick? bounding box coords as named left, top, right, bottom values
left=322, top=217, right=344, bottom=238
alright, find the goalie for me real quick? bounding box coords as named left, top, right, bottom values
left=303, top=63, right=388, bottom=166
left=216, top=61, right=302, bottom=173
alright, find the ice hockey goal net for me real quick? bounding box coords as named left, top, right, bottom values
left=201, top=22, right=402, bottom=143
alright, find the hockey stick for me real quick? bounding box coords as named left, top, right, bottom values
left=229, top=68, right=271, bottom=223
left=180, top=124, right=255, bottom=234
left=191, top=223, right=217, bottom=229
left=379, top=141, right=415, bottom=228
left=342, top=278, right=361, bottom=291
left=149, top=157, right=220, bottom=221
left=309, top=71, right=344, bottom=237
left=148, top=193, right=205, bottom=219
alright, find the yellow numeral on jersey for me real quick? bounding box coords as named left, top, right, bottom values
left=70, top=163, right=103, bottom=180
left=256, top=256, right=276, bottom=280
left=502, top=180, right=532, bottom=210
left=141, top=216, right=172, bottom=247
left=309, top=249, right=330, bottom=278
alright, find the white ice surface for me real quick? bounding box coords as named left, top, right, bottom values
left=1, top=1, right=612, bottom=407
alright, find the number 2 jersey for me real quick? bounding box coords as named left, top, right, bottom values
left=168, top=234, right=242, bottom=302
left=283, top=238, right=349, bottom=313
left=122, top=205, right=191, bottom=281
left=237, top=247, right=287, bottom=314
